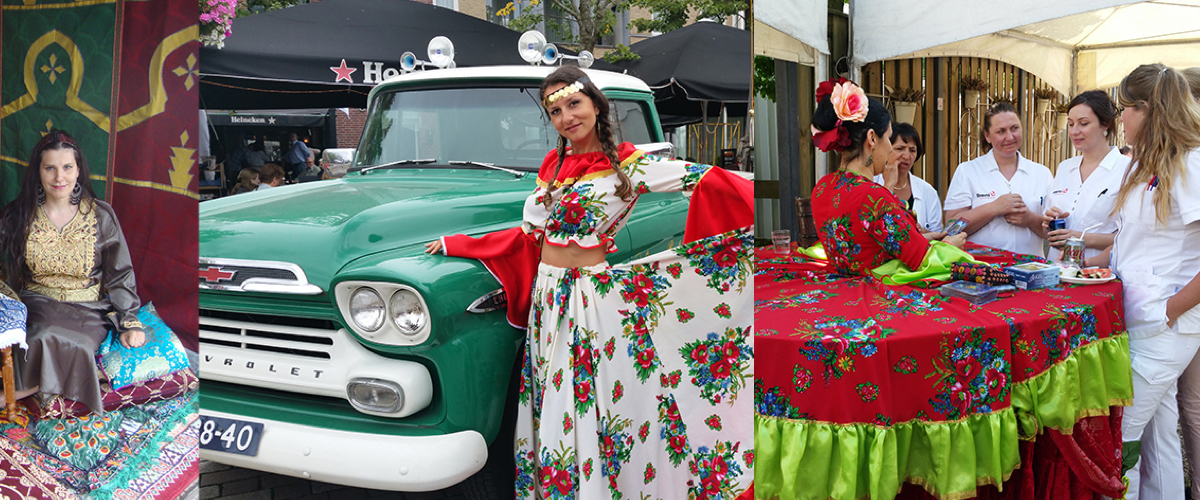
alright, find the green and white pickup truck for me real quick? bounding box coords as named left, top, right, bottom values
left=197, top=64, right=690, bottom=496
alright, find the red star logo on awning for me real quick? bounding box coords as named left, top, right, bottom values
left=331, top=59, right=357, bottom=83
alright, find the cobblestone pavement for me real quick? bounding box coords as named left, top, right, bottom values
left=199, top=460, right=468, bottom=500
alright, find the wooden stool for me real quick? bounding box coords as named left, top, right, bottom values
left=2, top=346, right=15, bottom=421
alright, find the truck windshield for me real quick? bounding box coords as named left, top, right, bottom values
left=355, top=87, right=555, bottom=171
left=355, top=86, right=656, bottom=171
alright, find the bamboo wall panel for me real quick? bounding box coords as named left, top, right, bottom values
left=861, top=56, right=1073, bottom=204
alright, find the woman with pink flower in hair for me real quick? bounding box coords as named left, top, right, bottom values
left=810, top=78, right=966, bottom=277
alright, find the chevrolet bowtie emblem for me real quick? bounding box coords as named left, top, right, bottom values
left=199, top=266, right=237, bottom=283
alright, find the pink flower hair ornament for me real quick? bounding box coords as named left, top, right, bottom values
left=812, top=79, right=870, bottom=153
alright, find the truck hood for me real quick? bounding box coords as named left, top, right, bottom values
left=200, top=168, right=533, bottom=289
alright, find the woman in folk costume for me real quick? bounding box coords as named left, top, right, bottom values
left=425, top=66, right=754, bottom=499
left=1, top=130, right=145, bottom=413
left=809, top=78, right=965, bottom=278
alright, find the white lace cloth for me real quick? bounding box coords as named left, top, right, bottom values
left=0, top=296, right=27, bottom=350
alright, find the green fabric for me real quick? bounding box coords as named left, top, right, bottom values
left=872, top=241, right=981, bottom=286
left=755, top=410, right=1019, bottom=500
left=1, top=1, right=116, bottom=203
left=798, top=242, right=827, bottom=260
left=755, top=334, right=1132, bottom=500
left=1009, top=334, right=1133, bottom=438
left=88, top=395, right=197, bottom=499
left=34, top=412, right=124, bottom=471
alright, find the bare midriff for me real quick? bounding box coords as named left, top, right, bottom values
left=540, top=240, right=607, bottom=268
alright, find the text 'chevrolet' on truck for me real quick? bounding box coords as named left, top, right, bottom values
left=197, top=35, right=688, bottom=497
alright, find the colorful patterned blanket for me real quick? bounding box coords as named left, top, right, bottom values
left=0, top=392, right=196, bottom=498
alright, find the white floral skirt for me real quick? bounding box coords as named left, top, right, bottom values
left=514, top=229, right=754, bottom=500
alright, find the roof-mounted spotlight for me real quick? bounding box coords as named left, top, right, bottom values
left=399, top=36, right=456, bottom=73
left=518, top=31, right=547, bottom=65
left=427, top=36, right=455, bottom=69
left=517, top=30, right=593, bottom=69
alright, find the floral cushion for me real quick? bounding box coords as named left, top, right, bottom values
left=97, top=303, right=190, bottom=390
left=33, top=369, right=198, bottom=420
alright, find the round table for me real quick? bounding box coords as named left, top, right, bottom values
left=754, top=243, right=1132, bottom=500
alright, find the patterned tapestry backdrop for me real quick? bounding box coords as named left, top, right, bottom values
left=1, top=0, right=199, bottom=349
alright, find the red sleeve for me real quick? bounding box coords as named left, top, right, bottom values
left=443, top=228, right=540, bottom=329
left=863, top=192, right=929, bottom=270
left=683, top=167, right=754, bottom=243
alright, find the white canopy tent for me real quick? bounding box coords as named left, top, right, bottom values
left=851, top=0, right=1200, bottom=94
left=753, top=0, right=829, bottom=65
left=752, top=0, right=830, bottom=240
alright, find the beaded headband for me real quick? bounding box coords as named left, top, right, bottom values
left=47, top=129, right=78, bottom=149
left=542, top=77, right=592, bottom=108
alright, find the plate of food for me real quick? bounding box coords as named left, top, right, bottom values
left=1060, top=267, right=1116, bottom=285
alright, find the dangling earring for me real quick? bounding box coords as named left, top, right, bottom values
left=865, top=153, right=874, bottom=171
left=70, top=181, right=82, bottom=205
left=37, top=185, right=46, bottom=205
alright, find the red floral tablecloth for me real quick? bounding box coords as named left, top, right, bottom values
left=754, top=243, right=1133, bottom=500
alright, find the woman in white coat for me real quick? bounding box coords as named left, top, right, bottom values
left=944, top=102, right=1053, bottom=257
left=1098, top=63, right=1200, bottom=500
left=875, top=122, right=943, bottom=233
left=1041, top=90, right=1128, bottom=265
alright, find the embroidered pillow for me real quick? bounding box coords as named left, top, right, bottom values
left=34, top=412, right=123, bottom=470
left=34, top=369, right=198, bottom=420
left=96, top=303, right=191, bottom=390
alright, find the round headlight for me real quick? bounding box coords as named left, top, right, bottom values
left=390, top=289, right=427, bottom=335
left=350, top=287, right=385, bottom=332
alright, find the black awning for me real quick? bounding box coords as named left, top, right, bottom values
left=199, top=0, right=613, bottom=109
left=612, top=22, right=750, bottom=125
left=206, top=109, right=330, bottom=127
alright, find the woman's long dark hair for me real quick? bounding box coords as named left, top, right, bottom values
left=0, top=129, right=98, bottom=289
left=539, top=66, right=633, bottom=202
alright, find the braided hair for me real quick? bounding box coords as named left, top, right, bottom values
left=539, top=66, right=633, bottom=206
left=0, top=129, right=99, bottom=289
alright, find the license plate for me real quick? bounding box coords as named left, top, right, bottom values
left=199, top=415, right=264, bottom=456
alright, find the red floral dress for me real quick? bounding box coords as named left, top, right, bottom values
left=443, top=144, right=754, bottom=499
left=812, top=170, right=929, bottom=276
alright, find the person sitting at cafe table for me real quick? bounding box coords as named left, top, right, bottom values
left=809, top=78, right=966, bottom=278
left=230, top=168, right=260, bottom=195
left=944, top=102, right=1053, bottom=258
left=256, top=163, right=285, bottom=191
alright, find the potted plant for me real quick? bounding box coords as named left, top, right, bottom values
left=1035, top=87, right=1057, bottom=114
left=961, top=76, right=988, bottom=108
left=1054, top=102, right=1071, bottom=129
left=890, top=87, right=924, bottom=124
